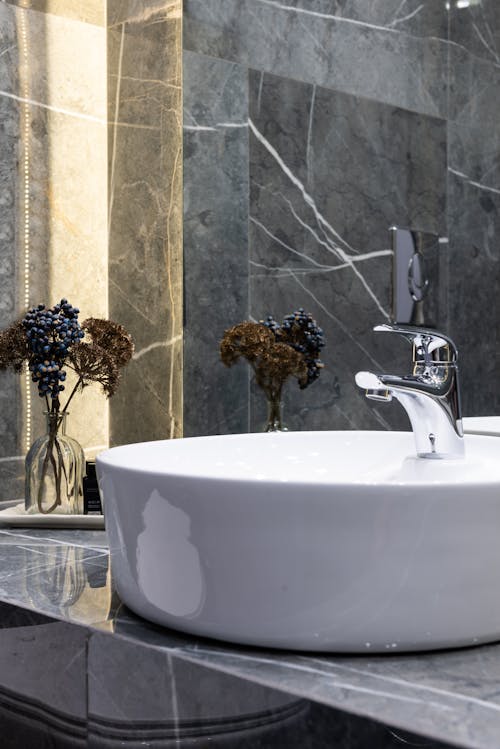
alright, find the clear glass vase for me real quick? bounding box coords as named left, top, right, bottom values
left=25, top=411, right=85, bottom=515
left=264, top=390, right=288, bottom=432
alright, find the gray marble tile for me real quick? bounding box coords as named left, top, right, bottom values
left=450, top=0, right=500, bottom=64
left=447, top=36, right=500, bottom=418
left=0, top=620, right=87, bottom=747
left=248, top=71, right=447, bottom=431
left=0, top=6, right=23, bottom=501
left=0, top=621, right=87, bottom=718
left=183, top=51, right=250, bottom=436
left=0, top=456, right=24, bottom=504
left=278, top=0, right=448, bottom=40
left=446, top=172, right=500, bottom=417
left=0, top=601, right=56, bottom=628
left=448, top=49, right=500, bottom=191
left=0, top=3, right=20, bottom=98
left=107, top=7, right=183, bottom=444
left=184, top=0, right=449, bottom=117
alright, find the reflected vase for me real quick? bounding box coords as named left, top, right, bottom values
left=263, top=390, right=288, bottom=432
left=25, top=411, right=85, bottom=515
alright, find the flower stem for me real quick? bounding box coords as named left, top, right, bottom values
left=36, top=414, right=60, bottom=514
left=61, top=378, right=84, bottom=415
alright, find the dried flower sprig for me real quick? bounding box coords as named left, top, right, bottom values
left=262, top=308, right=325, bottom=388
left=0, top=321, right=29, bottom=372
left=82, top=318, right=134, bottom=368
left=221, top=309, right=325, bottom=394
left=0, top=300, right=134, bottom=414
left=0, top=300, right=134, bottom=514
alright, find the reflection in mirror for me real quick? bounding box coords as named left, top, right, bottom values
left=391, top=226, right=446, bottom=329
left=0, top=0, right=183, bottom=502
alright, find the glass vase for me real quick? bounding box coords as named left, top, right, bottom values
left=264, top=390, right=288, bottom=432
left=25, top=411, right=85, bottom=515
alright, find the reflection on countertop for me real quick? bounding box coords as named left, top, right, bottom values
left=0, top=528, right=494, bottom=749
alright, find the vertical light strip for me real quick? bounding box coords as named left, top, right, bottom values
left=18, top=5, right=31, bottom=451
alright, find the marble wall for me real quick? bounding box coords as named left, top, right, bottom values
left=0, top=0, right=183, bottom=501
left=0, top=1, right=108, bottom=501
left=183, top=0, right=500, bottom=434
left=107, top=0, right=183, bottom=447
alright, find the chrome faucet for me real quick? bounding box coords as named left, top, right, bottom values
left=355, top=324, right=464, bottom=459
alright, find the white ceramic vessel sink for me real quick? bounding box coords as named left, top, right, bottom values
left=97, top=431, right=500, bottom=653
left=463, top=416, right=500, bottom=437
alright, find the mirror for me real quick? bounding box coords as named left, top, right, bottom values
left=0, top=0, right=498, bottom=501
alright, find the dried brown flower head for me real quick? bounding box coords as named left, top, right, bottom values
left=0, top=321, right=29, bottom=372
left=69, top=342, right=119, bottom=397
left=254, top=342, right=307, bottom=396
left=220, top=322, right=274, bottom=366
left=220, top=321, right=307, bottom=399
left=82, top=318, right=134, bottom=368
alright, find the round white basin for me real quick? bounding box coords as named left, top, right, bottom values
left=97, top=431, right=500, bottom=653
left=463, top=416, right=500, bottom=437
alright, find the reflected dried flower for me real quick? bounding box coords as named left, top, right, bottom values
left=262, top=308, right=325, bottom=389
left=82, top=318, right=134, bottom=368
left=69, top=342, right=119, bottom=397
left=254, top=342, right=307, bottom=397
left=0, top=321, right=29, bottom=372
left=220, top=322, right=307, bottom=400
left=220, top=322, right=274, bottom=366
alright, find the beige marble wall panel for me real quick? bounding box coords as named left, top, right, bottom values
left=45, top=112, right=108, bottom=457
left=23, top=9, right=108, bottom=459
left=2, top=0, right=105, bottom=27
left=107, top=1, right=183, bottom=444
left=25, top=9, right=106, bottom=120
left=107, top=0, right=180, bottom=27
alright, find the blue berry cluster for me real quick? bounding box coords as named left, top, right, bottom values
left=263, top=308, right=325, bottom=388
left=22, top=299, right=84, bottom=400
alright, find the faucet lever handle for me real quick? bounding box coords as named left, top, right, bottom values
left=373, top=323, right=458, bottom=364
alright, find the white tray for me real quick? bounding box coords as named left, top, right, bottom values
left=0, top=503, right=105, bottom=529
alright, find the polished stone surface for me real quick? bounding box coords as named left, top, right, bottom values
left=184, top=0, right=448, bottom=118
left=183, top=0, right=500, bottom=434
left=0, top=527, right=497, bottom=748
left=248, top=71, right=447, bottom=432
left=0, top=2, right=108, bottom=500
left=0, top=0, right=183, bottom=504
left=447, top=30, right=500, bottom=417
left=3, top=0, right=104, bottom=26
left=286, top=0, right=448, bottom=39
left=183, top=51, right=249, bottom=437
left=449, top=1, right=500, bottom=64
left=107, top=0, right=183, bottom=444
left=0, top=6, right=25, bottom=501
left=0, top=606, right=454, bottom=748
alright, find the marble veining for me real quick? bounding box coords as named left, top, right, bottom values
left=0, top=1, right=109, bottom=500
left=248, top=70, right=446, bottom=432
left=183, top=51, right=250, bottom=437
left=184, top=0, right=448, bottom=117
left=449, top=0, right=500, bottom=65
left=0, top=528, right=496, bottom=748
left=107, top=0, right=183, bottom=444
left=183, top=0, right=500, bottom=430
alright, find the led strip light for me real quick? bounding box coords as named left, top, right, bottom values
left=19, top=6, right=31, bottom=451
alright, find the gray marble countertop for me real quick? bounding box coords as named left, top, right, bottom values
left=0, top=526, right=499, bottom=749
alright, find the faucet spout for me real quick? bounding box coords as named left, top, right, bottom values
left=356, top=325, right=464, bottom=459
